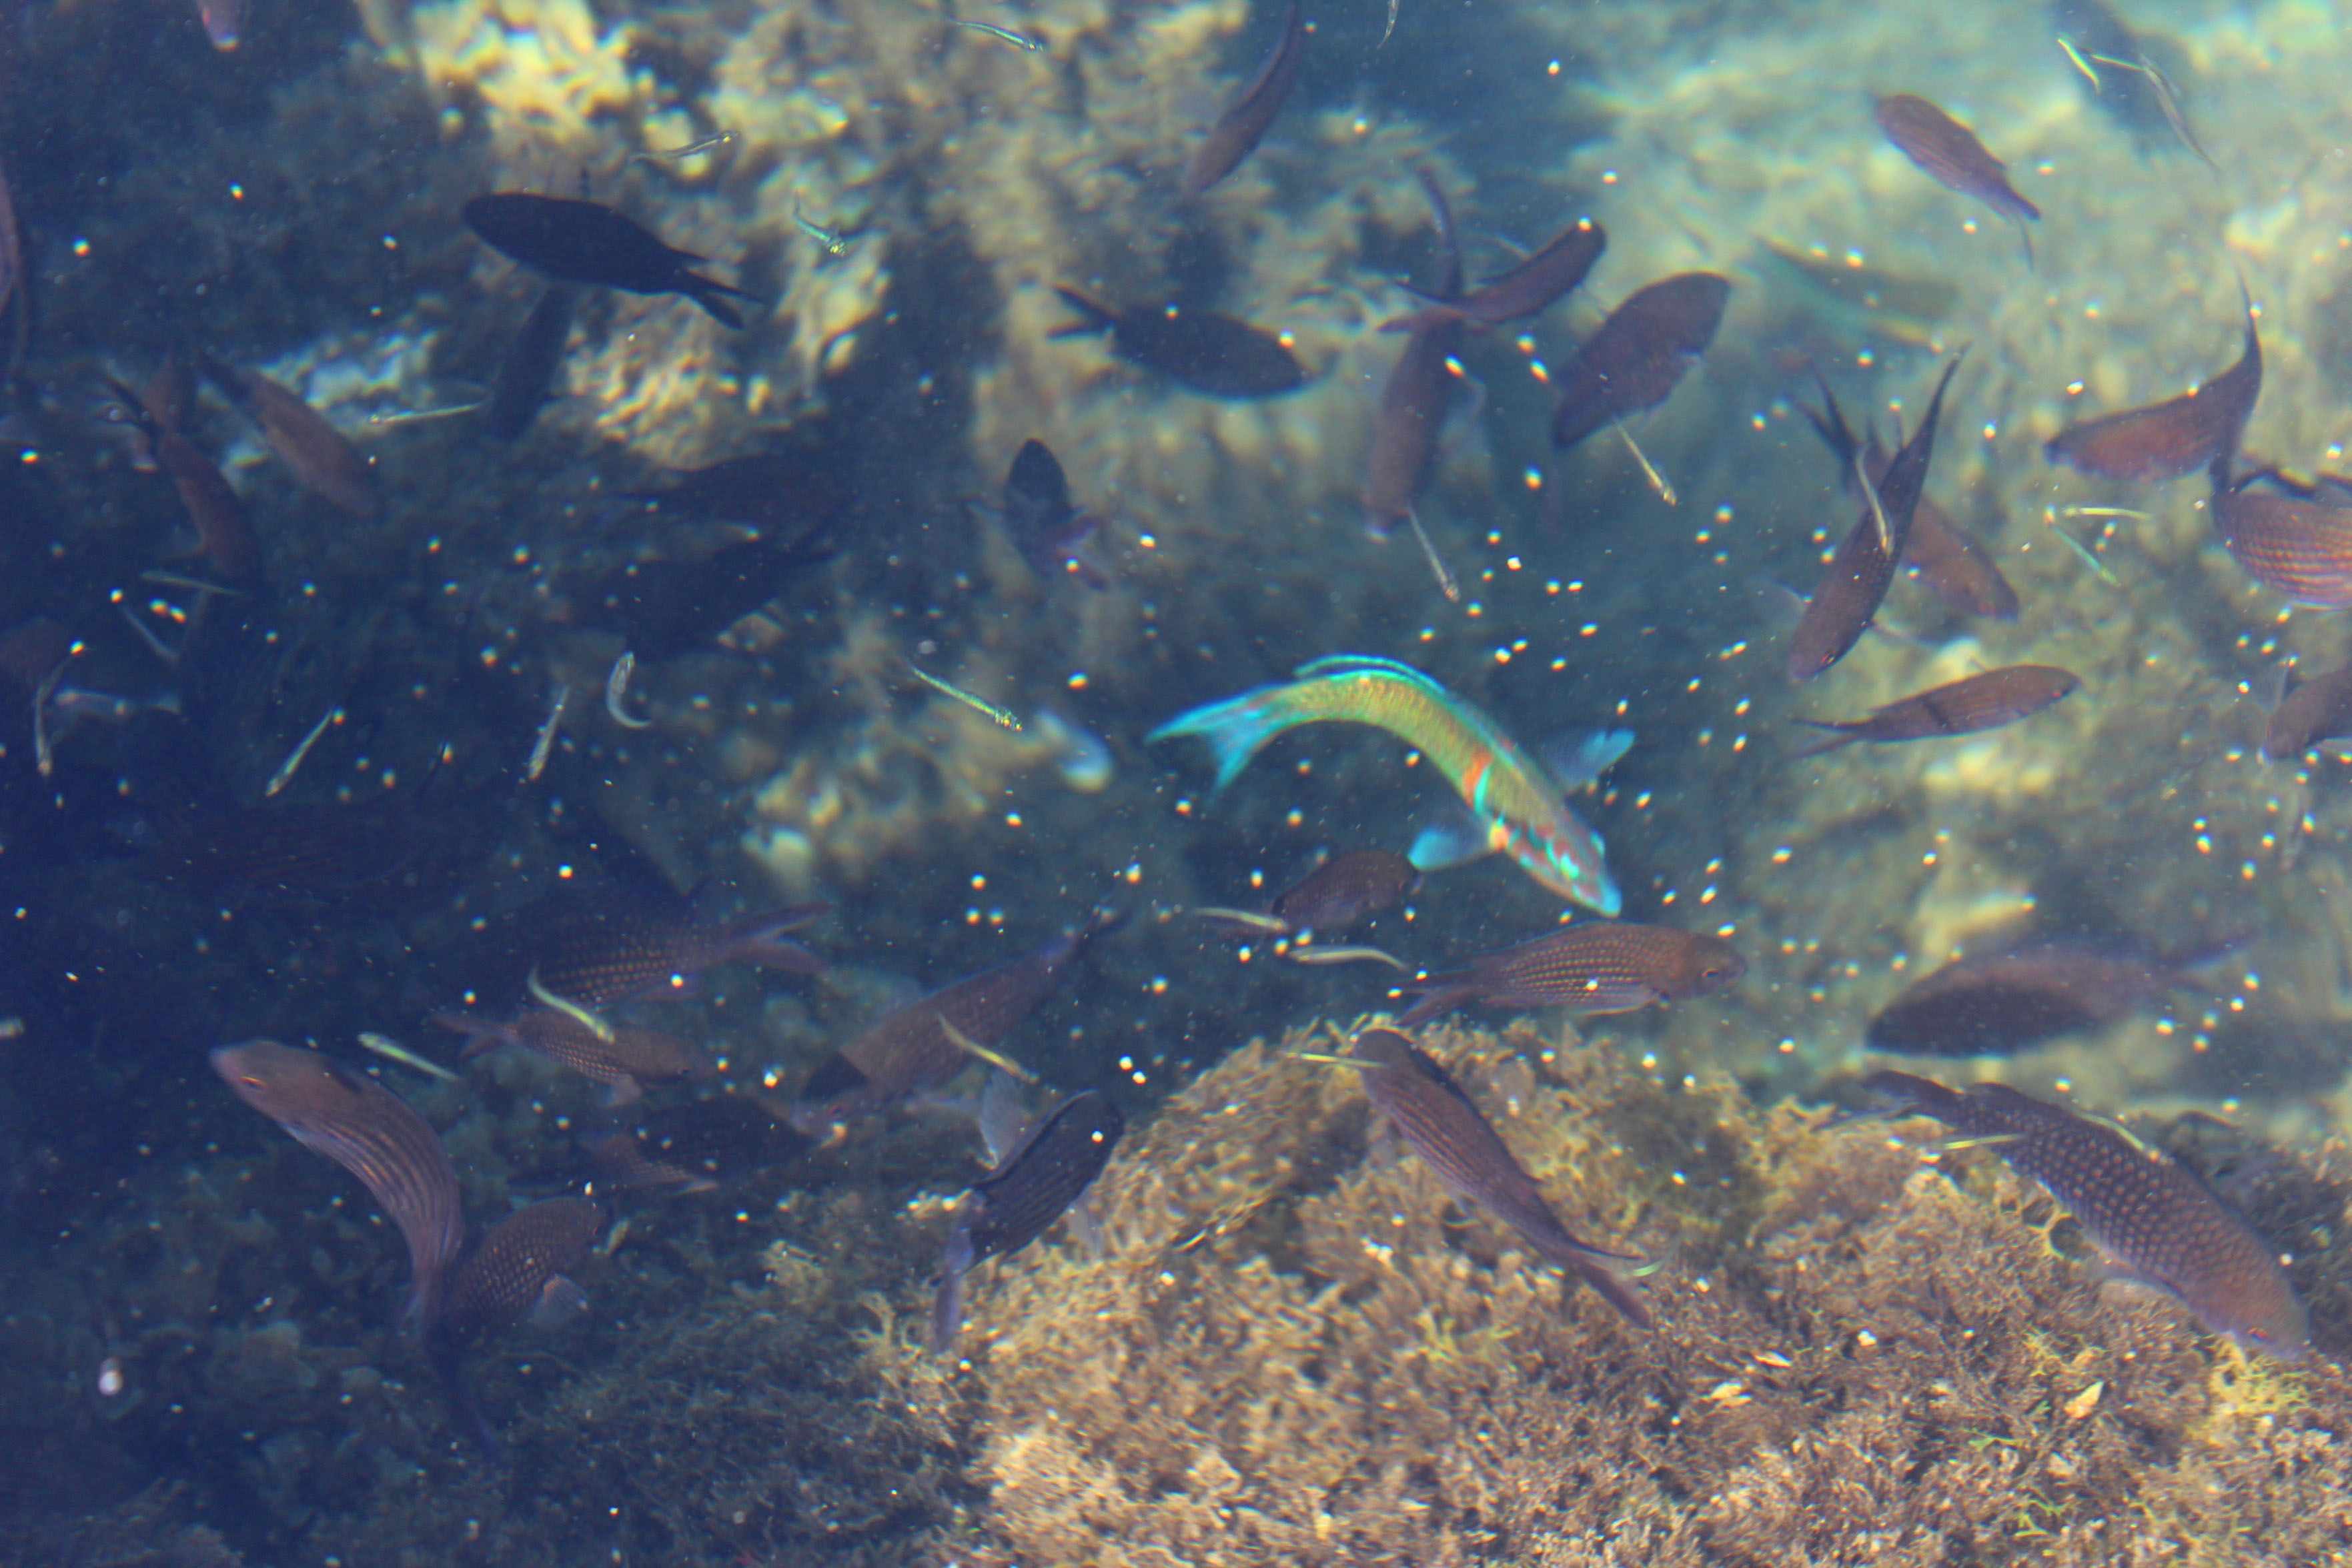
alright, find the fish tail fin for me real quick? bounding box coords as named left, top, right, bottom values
left=1393, top=976, right=1475, bottom=1028
left=681, top=274, right=752, bottom=329
left=718, top=902, right=829, bottom=974
left=1145, top=690, right=1304, bottom=795
left=428, top=1010, right=505, bottom=1060
left=1049, top=286, right=1117, bottom=339
left=1790, top=720, right=1861, bottom=758
left=2016, top=219, right=2036, bottom=273
left=1798, top=362, right=1859, bottom=475
left=1566, top=1253, right=1652, bottom=1328
left=1848, top=1067, right=1964, bottom=1124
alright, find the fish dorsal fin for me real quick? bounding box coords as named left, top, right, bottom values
left=1292, top=653, right=1439, bottom=689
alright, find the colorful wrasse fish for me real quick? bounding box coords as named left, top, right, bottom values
left=1147, top=655, right=1621, bottom=915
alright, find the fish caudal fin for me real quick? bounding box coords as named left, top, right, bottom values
left=1146, top=690, right=1307, bottom=795
left=1393, top=978, right=1476, bottom=1028
left=682, top=273, right=755, bottom=329
left=1563, top=1252, right=1652, bottom=1328
left=1790, top=720, right=1862, bottom=759
left=720, top=904, right=830, bottom=974
left=1048, top=286, right=1117, bottom=339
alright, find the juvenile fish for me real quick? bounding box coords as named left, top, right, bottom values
left=1363, top=169, right=1466, bottom=540
left=1866, top=938, right=2208, bottom=1056
left=198, top=354, right=380, bottom=520
left=2263, top=664, right=2352, bottom=760
left=931, top=1088, right=1124, bottom=1351
left=1271, top=848, right=1423, bottom=933
left=1874, top=93, right=2040, bottom=266
left=484, top=283, right=579, bottom=443
left=521, top=902, right=826, bottom=1010
left=2045, top=291, right=2260, bottom=484
left=432, top=1007, right=712, bottom=1105
left=211, top=1040, right=465, bottom=1325
left=1182, top=0, right=1305, bottom=197
left=2213, top=471, right=2352, bottom=608
left=1349, top=1027, right=1649, bottom=1326
left=1397, top=921, right=1743, bottom=1027
left=1151, top=654, right=1621, bottom=914
left=1051, top=287, right=1308, bottom=399
left=993, top=438, right=1106, bottom=588
left=464, top=192, right=758, bottom=329
left=106, top=375, right=263, bottom=584
left=792, top=908, right=1120, bottom=1133
left=1381, top=221, right=1606, bottom=335
left=1548, top=272, right=1730, bottom=454
left=1788, top=357, right=1963, bottom=681
left=1856, top=1068, right=2307, bottom=1357
left=430, top=1196, right=604, bottom=1453
left=1796, top=664, right=2079, bottom=756
left=1801, top=371, right=2018, bottom=620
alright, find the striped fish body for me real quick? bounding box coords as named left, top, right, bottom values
left=1149, top=656, right=1619, bottom=914
left=436, top=1009, right=710, bottom=1102
left=1351, top=1028, right=1648, bottom=1326
left=1797, top=664, right=2079, bottom=754
left=2045, top=302, right=2260, bottom=484
left=211, top=1040, right=466, bottom=1325
left=1399, top=921, right=1744, bottom=1026
left=1874, top=94, right=2041, bottom=229
left=439, top=1197, right=604, bottom=1348
left=2265, top=664, right=2352, bottom=759
left=933, top=1090, right=1125, bottom=1351
left=1861, top=1070, right=2307, bottom=1357
left=793, top=910, right=1117, bottom=1132
left=530, top=902, right=825, bottom=1008
left=2215, top=488, right=2352, bottom=608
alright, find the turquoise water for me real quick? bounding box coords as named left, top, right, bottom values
left=4, top=0, right=2352, bottom=1560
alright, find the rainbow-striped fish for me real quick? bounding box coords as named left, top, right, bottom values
left=1147, top=654, right=1622, bottom=914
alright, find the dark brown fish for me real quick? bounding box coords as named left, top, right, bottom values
left=429, top=1195, right=604, bottom=1455
left=484, top=283, right=578, bottom=443
left=432, top=1008, right=710, bottom=1104
left=107, top=375, right=263, bottom=584
left=0, top=618, right=71, bottom=692
left=1273, top=849, right=1422, bottom=932
left=2045, top=293, right=2261, bottom=484
left=1548, top=272, right=1730, bottom=453
left=525, top=902, right=826, bottom=1010
left=437, top=1197, right=604, bottom=1347
left=992, top=438, right=1107, bottom=588
left=1181, top=0, right=1304, bottom=197
left=1788, top=357, right=1962, bottom=681
left=1381, top=222, right=1607, bottom=335
left=1796, top=664, right=2080, bottom=756
left=932, top=1088, right=1125, bottom=1351
left=791, top=908, right=1121, bottom=1134
left=588, top=1092, right=815, bottom=1194
left=1874, top=93, right=2040, bottom=264
left=1397, top=921, right=1743, bottom=1027
left=464, top=192, right=758, bottom=329
left=2213, top=473, right=2352, bottom=608
left=1866, top=938, right=2203, bottom=1056
left=620, top=446, right=854, bottom=533
left=1802, top=371, right=2018, bottom=620
left=2263, top=664, right=2352, bottom=760
left=211, top=1040, right=465, bottom=1324
left=1051, top=287, right=1309, bottom=399
left=132, top=355, right=197, bottom=470
left=197, top=354, right=380, bottom=520
left=1856, top=1068, right=2307, bottom=1357
left=1363, top=170, right=1466, bottom=538
left=1349, top=1027, right=1649, bottom=1325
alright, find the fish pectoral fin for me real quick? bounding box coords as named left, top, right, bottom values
left=1538, top=727, right=1636, bottom=792
left=530, top=1274, right=590, bottom=1329
left=1407, top=810, right=1492, bottom=873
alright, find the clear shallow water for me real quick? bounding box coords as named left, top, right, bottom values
left=5, top=0, right=2352, bottom=1561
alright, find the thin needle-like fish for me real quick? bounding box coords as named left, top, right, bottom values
left=528, top=966, right=616, bottom=1044
left=358, top=1031, right=462, bottom=1084
left=947, top=17, right=1046, bottom=52
left=32, top=660, right=65, bottom=778
left=265, top=706, right=342, bottom=798
left=526, top=683, right=570, bottom=782
left=1616, top=419, right=1677, bottom=506
left=1286, top=943, right=1407, bottom=970
left=2055, top=35, right=2103, bottom=93
left=2089, top=51, right=2216, bottom=171
left=792, top=206, right=852, bottom=257
left=634, top=130, right=736, bottom=163
left=1405, top=512, right=1461, bottom=602
left=907, top=660, right=1023, bottom=730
